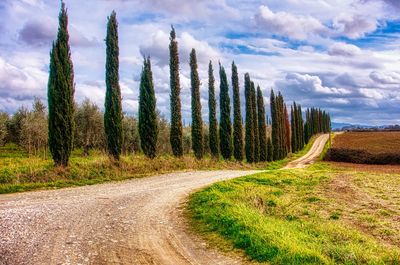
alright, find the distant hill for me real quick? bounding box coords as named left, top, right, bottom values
left=331, top=122, right=400, bottom=131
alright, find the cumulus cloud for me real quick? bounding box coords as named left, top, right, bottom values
left=359, top=88, right=385, bottom=99
left=18, top=18, right=98, bottom=47
left=332, top=13, right=377, bottom=39
left=328, top=42, right=361, bottom=57
left=254, top=5, right=326, bottom=40
left=281, top=73, right=351, bottom=95
left=139, top=30, right=219, bottom=66
left=0, top=56, right=46, bottom=100
left=369, top=71, right=400, bottom=84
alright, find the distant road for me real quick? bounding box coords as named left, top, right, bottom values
left=0, top=134, right=329, bottom=265
left=284, top=134, right=330, bottom=169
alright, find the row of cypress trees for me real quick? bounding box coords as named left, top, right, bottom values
left=47, top=3, right=331, bottom=166
left=304, top=108, right=331, bottom=143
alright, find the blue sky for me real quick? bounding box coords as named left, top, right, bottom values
left=0, top=0, right=400, bottom=125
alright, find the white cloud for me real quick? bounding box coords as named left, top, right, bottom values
left=359, top=88, right=385, bottom=99
left=283, top=73, right=351, bottom=95
left=328, top=42, right=361, bottom=57
left=254, top=5, right=326, bottom=40
left=332, top=12, right=377, bottom=39
left=139, top=30, right=219, bottom=66
left=369, top=71, right=400, bottom=85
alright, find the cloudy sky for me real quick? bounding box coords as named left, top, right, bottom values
left=1, top=0, right=400, bottom=125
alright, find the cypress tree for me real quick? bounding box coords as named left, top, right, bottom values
left=169, top=26, right=183, bottom=157
left=219, top=63, right=232, bottom=160
left=284, top=104, right=291, bottom=154
left=267, top=137, right=273, bottom=162
left=208, top=61, right=219, bottom=158
left=190, top=49, right=203, bottom=159
left=104, top=11, right=123, bottom=161
left=48, top=2, right=75, bottom=167
left=244, top=73, right=254, bottom=163
left=270, top=89, right=279, bottom=161
left=232, top=61, right=243, bottom=161
left=139, top=57, right=158, bottom=159
left=257, top=86, right=267, bottom=162
left=251, top=82, right=259, bottom=162
left=291, top=104, right=297, bottom=152
left=298, top=105, right=304, bottom=148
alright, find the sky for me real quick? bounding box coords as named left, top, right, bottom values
left=0, top=0, right=400, bottom=125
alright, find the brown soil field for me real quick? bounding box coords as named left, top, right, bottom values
left=325, top=132, right=400, bottom=165
left=333, top=131, right=400, bottom=154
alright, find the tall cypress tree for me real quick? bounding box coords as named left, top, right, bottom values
left=104, top=11, right=123, bottom=161
left=298, top=105, right=304, bottom=148
left=208, top=61, right=219, bottom=158
left=232, top=61, right=243, bottom=161
left=190, top=49, right=203, bottom=159
left=270, top=89, right=279, bottom=160
left=251, top=82, right=259, bottom=162
left=219, top=63, right=232, bottom=160
left=48, top=2, right=74, bottom=167
left=267, top=137, right=273, bottom=162
left=257, top=86, right=267, bottom=162
left=284, top=104, right=291, bottom=153
left=291, top=104, right=297, bottom=152
left=169, top=26, right=183, bottom=157
left=139, top=57, right=158, bottom=159
left=244, top=73, right=254, bottom=163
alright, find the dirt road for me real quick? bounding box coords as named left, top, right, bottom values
left=283, top=134, right=330, bottom=169
left=0, top=134, right=329, bottom=265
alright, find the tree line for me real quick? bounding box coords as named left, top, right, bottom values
left=0, top=3, right=331, bottom=167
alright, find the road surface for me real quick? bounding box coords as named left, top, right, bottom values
left=0, top=134, right=329, bottom=265
left=283, top=134, right=330, bottom=169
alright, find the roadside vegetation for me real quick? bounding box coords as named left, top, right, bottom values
left=188, top=162, right=400, bottom=264
left=0, top=136, right=317, bottom=194
left=325, top=131, right=400, bottom=164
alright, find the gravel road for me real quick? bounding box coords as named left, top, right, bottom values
left=0, top=134, right=328, bottom=265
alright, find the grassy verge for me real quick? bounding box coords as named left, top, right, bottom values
left=188, top=140, right=400, bottom=264
left=0, top=136, right=319, bottom=194
left=0, top=144, right=264, bottom=194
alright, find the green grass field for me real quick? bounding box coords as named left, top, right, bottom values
left=0, top=137, right=316, bottom=194
left=188, top=143, right=400, bottom=264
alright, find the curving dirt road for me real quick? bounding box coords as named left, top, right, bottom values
left=0, top=134, right=329, bottom=265
left=283, top=133, right=330, bottom=169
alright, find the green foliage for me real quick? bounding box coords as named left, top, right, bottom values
left=47, top=2, right=75, bottom=167
left=257, top=86, right=267, bottom=162
left=0, top=112, right=9, bottom=146
left=267, top=137, right=273, bottom=162
left=139, top=57, right=158, bottom=158
left=271, top=90, right=289, bottom=160
left=231, top=62, right=243, bottom=161
left=244, top=73, right=254, bottom=163
left=20, top=98, right=48, bottom=156
left=219, top=63, right=232, bottom=160
left=122, top=115, right=140, bottom=154
left=208, top=61, right=219, bottom=158
left=251, top=82, right=259, bottom=162
left=104, top=11, right=123, bottom=161
left=190, top=49, right=203, bottom=159
left=304, top=108, right=331, bottom=143
left=169, top=26, right=183, bottom=157
left=75, top=99, right=104, bottom=156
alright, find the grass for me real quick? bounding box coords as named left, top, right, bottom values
left=188, top=163, right=400, bottom=264
left=188, top=136, right=400, bottom=264
left=0, top=137, right=317, bottom=194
